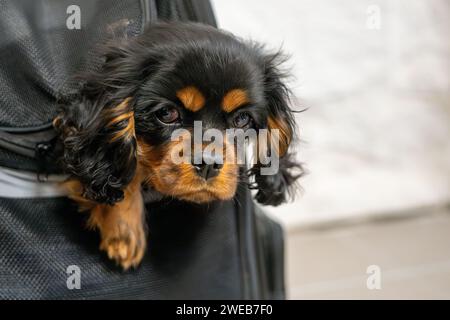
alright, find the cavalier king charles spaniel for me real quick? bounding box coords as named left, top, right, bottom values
left=53, top=22, right=302, bottom=270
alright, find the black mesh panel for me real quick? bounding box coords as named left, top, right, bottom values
left=0, top=0, right=144, bottom=129
left=0, top=197, right=242, bottom=299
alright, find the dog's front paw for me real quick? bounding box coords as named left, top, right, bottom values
left=99, top=220, right=146, bottom=270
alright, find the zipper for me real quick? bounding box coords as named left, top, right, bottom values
left=0, top=121, right=54, bottom=134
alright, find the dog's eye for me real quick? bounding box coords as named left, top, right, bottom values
left=233, top=112, right=253, bottom=128
left=155, top=105, right=180, bottom=124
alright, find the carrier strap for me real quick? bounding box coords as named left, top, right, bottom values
left=0, top=128, right=58, bottom=160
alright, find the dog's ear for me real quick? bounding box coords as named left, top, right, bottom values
left=55, top=95, right=137, bottom=204
left=249, top=51, right=304, bottom=206
left=54, top=43, right=148, bottom=205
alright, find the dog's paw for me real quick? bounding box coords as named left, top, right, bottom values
left=99, top=220, right=146, bottom=270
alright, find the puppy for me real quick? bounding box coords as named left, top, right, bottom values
left=54, top=22, right=302, bottom=270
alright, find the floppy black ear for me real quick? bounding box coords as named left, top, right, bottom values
left=54, top=41, right=149, bottom=205
left=55, top=95, right=137, bottom=205
left=249, top=51, right=304, bottom=206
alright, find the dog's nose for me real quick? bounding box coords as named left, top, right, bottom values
left=193, top=154, right=223, bottom=180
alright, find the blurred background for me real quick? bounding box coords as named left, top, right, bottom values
left=213, top=0, right=450, bottom=299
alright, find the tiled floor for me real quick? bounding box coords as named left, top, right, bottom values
left=286, top=204, right=450, bottom=299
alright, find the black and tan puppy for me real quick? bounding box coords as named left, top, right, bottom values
left=54, top=22, right=302, bottom=269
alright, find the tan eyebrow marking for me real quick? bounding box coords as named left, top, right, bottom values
left=221, top=89, right=250, bottom=113
left=176, top=86, right=205, bottom=112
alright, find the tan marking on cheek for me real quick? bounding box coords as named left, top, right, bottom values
left=176, top=86, right=205, bottom=112
left=136, top=139, right=187, bottom=194
left=221, top=89, right=250, bottom=113
left=267, top=116, right=292, bottom=156
left=137, top=137, right=239, bottom=203
left=210, top=162, right=238, bottom=199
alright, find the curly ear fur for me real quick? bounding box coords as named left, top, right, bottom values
left=55, top=96, right=137, bottom=205
left=54, top=40, right=150, bottom=205
left=250, top=51, right=304, bottom=206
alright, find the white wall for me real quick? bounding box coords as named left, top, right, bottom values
left=212, top=0, right=450, bottom=227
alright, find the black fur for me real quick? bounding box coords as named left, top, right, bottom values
left=248, top=50, right=304, bottom=205
left=55, top=22, right=303, bottom=206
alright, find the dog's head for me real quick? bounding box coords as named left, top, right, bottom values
left=55, top=22, right=303, bottom=206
